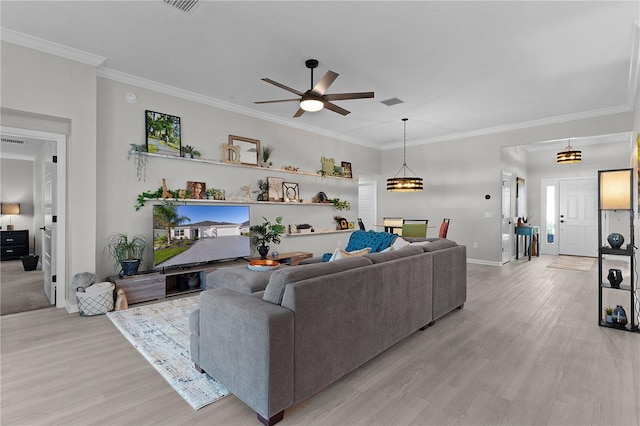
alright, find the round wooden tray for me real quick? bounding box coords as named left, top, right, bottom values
left=247, top=259, right=280, bottom=271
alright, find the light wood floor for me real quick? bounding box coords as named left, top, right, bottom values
left=1, top=255, right=639, bottom=425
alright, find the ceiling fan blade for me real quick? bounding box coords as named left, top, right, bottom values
left=311, top=70, right=339, bottom=95
left=293, top=107, right=306, bottom=118
left=254, top=99, right=300, bottom=104
left=323, top=92, right=375, bottom=101
left=323, top=101, right=350, bottom=116
left=261, top=78, right=304, bottom=96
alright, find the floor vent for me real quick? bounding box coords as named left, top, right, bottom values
left=163, top=0, right=199, bottom=13
left=1, top=137, right=25, bottom=145
left=381, top=97, right=404, bottom=107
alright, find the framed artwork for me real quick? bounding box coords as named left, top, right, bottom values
left=187, top=181, right=206, bottom=199
left=339, top=218, right=349, bottom=230
left=145, top=110, right=181, bottom=157
left=341, top=161, right=352, bottom=178
left=267, top=177, right=284, bottom=201
left=222, top=144, right=241, bottom=164
left=283, top=182, right=299, bottom=202
left=229, top=135, right=260, bottom=166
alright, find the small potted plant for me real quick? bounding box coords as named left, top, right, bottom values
left=329, top=198, right=351, bottom=211
left=250, top=216, right=285, bottom=259
left=205, top=188, right=216, bottom=199
left=105, top=233, right=147, bottom=277
left=182, top=145, right=194, bottom=158
left=262, top=145, right=274, bottom=168
left=604, top=306, right=614, bottom=324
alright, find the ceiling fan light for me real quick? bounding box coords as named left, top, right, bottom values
left=300, top=96, right=324, bottom=112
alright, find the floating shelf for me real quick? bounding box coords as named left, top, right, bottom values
left=287, top=229, right=353, bottom=237
left=142, top=197, right=340, bottom=206
left=142, top=152, right=357, bottom=181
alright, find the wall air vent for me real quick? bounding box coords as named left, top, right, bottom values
left=163, top=0, right=199, bottom=13
left=381, top=97, right=404, bottom=107
left=1, top=137, right=25, bottom=145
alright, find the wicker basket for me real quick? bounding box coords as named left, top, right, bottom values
left=76, top=282, right=115, bottom=316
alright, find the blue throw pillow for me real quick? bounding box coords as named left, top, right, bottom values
left=345, top=230, right=397, bottom=253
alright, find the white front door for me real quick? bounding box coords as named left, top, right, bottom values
left=501, top=171, right=512, bottom=263
left=559, top=178, right=598, bottom=257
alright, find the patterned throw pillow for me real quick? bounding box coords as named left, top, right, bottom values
left=329, top=247, right=371, bottom=261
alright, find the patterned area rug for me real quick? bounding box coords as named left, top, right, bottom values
left=547, top=255, right=596, bottom=272
left=107, top=296, right=229, bottom=409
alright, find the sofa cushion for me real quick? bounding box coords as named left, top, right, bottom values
left=422, top=238, right=458, bottom=252
left=205, top=265, right=274, bottom=294
left=364, top=245, right=424, bottom=264
left=329, top=247, right=371, bottom=261
left=263, top=256, right=373, bottom=305
left=345, top=230, right=397, bottom=253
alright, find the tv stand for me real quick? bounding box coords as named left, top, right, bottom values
left=107, top=259, right=243, bottom=305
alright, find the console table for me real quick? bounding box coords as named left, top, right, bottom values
left=515, top=226, right=540, bottom=261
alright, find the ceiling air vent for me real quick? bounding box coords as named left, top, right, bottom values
left=163, top=0, right=199, bottom=13
left=381, top=97, right=404, bottom=107
left=1, top=137, right=25, bottom=145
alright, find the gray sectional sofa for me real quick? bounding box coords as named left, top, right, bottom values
left=189, top=238, right=466, bottom=425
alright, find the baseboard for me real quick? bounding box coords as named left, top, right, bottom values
left=466, top=258, right=502, bottom=266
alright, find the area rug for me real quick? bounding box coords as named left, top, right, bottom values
left=107, top=296, right=229, bottom=409
left=547, top=255, right=596, bottom=272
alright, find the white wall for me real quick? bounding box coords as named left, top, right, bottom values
left=378, top=111, right=635, bottom=264
left=1, top=41, right=97, bottom=305
left=95, top=77, right=381, bottom=278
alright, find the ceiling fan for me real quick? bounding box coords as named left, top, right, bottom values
left=254, top=59, right=374, bottom=117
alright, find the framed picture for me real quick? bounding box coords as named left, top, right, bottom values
left=283, top=182, right=299, bottom=202
left=146, top=110, right=181, bottom=157
left=187, top=181, right=206, bottom=199
left=267, top=177, right=284, bottom=201
left=340, top=218, right=349, bottom=230
left=341, top=161, right=352, bottom=178
left=229, top=135, right=260, bottom=166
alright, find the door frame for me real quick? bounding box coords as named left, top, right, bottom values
left=1, top=126, right=67, bottom=308
left=501, top=171, right=513, bottom=264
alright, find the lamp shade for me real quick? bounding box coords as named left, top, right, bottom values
left=557, top=139, right=582, bottom=164
left=300, top=96, right=324, bottom=112
left=599, top=169, right=632, bottom=210
left=1, top=203, right=20, bottom=215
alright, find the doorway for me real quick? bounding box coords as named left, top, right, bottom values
left=358, top=179, right=377, bottom=231
left=1, top=126, right=67, bottom=310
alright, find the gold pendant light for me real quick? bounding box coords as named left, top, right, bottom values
left=387, top=118, right=424, bottom=192
left=557, top=139, right=582, bottom=164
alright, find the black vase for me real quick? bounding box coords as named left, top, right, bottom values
left=607, top=233, right=624, bottom=249
left=257, top=244, right=269, bottom=259
left=607, top=269, right=623, bottom=288
left=612, top=305, right=628, bottom=327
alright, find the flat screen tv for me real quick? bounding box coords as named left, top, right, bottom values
left=152, top=203, right=250, bottom=270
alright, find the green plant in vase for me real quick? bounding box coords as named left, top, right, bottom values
left=128, top=144, right=148, bottom=181
left=105, top=232, right=147, bottom=277
left=250, top=216, right=285, bottom=259
left=262, top=145, right=274, bottom=167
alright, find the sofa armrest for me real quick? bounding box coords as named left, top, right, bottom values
left=197, top=288, right=294, bottom=420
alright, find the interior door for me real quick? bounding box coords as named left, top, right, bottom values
left=558, top=178, right=598, bottom=257
left=43, top=156, right=56, bottom=304
left=501, top=171, right=512, bottom=263
left=358, top=180, right=377, bottom=230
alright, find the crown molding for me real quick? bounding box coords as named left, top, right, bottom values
left=96, top=67, right=370, bottom=148
left=380, top=104, right=634, bottom=150
left=1, top=28, right=106, bottom=67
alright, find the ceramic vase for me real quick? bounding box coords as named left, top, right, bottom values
left=607, top=233, right=624, bottom=249
left=257, top=244, right=269, bottom=259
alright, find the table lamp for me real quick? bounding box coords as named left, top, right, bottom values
left=1, top=203, right=20, bottom=230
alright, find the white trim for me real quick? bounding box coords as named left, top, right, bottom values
left=467, top=258, right=502, bottom=267
left=96, top=68, right=369, bottom=148
left=1, top=29, right=106, bottom=67
left=0, top=126, right=67, bottom=310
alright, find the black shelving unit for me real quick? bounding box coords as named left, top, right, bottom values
left=597, top=168, right=638, bottom=332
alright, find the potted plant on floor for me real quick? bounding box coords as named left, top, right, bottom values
left=105, top=232, right=147, bottom=277
left=250, top=216, right=285, bottom=259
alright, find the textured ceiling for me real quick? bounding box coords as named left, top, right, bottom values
left=1, top=1, right=639, bottom=150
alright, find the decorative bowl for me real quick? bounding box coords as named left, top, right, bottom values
left=248, top=259, right=280, bottom=271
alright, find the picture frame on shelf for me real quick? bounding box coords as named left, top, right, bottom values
left=341, top=161, right=352, bottom=178
left=283, top=182, right=299, bottom=202
left=222, top=144, right=241, bottom=164
left=229, top=135, right=260, bottom=166
left=187, top=181, right=206, bottom=199
left=146, top=110, right=181, bottom=157
left=267, top=177, right=284, bottom=201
